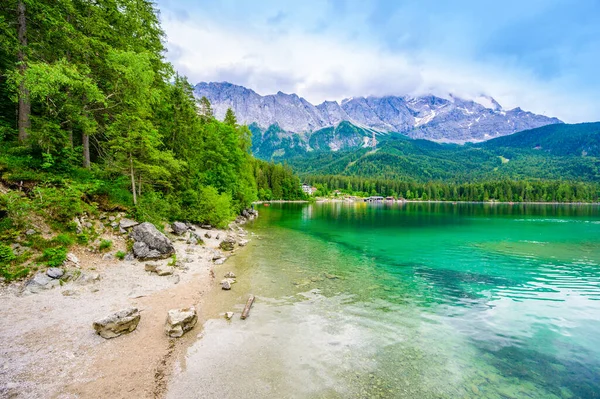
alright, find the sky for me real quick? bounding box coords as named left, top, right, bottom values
left=155, top=0, right=600, bottom=123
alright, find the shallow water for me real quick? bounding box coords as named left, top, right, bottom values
left=168, top=202, right=600, bottom=398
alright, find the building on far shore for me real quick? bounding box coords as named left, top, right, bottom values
left=365, top=196, right=384, bottom=202
left=301, top=183, right=318, bottom=196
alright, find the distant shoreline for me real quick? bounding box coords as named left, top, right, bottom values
left=255, top=199, right=600, bottom=205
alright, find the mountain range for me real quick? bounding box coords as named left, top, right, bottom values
left=194, top=82, right=562, bottom=158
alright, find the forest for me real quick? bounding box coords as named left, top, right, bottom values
left=0, top=0, right=304, bottom=233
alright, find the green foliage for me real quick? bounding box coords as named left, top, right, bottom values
left=53, top=234, right=75, bottom=247
left=115, top=251, right=126, bottom=260
left=0, top=242, right=30, bottom=281
left=40, top=247, right=67, bottom=268
left=99, top=239, right=112, bottom=251
left=0, top=243, right=16, bottom=264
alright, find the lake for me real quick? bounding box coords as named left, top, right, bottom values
left=167, top=202, right=600, bottom=399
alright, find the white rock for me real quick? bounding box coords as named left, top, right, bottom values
left=93, top=308, right=141, bottom=339
left=165, top=307, right=198, bottom=338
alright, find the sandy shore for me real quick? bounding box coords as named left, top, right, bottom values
left=0, top=224, right=248, bottom=399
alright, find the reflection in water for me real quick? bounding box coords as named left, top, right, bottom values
left=168, top=203, right=600, bottom=399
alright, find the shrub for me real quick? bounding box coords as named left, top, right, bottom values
left=115, top=250, right=126, bottom=260
left=53, top=233, right=75, bottom=247
left=99, top=239, right=112, bottom=251
left=40, top=246, right=67, bottom=267
left=0, top=243, right=16, bottom=263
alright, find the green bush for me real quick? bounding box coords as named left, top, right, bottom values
left=178, top=186, right=233, bottom=228
left=40, top=247, right=67, bottom=267
left=53, top=233, right=75, bottom=247
left=0, top=243, right=16, bottom=264
left=99, top=239, right=112, bottom=251
left=115, top=250, right=126, bottom=260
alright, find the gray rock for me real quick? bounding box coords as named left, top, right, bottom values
left=224, top=271, right=236, bottom=278
left=124, top=253, right=135, bottom=262
left=76, top=272, right=101, bottom=285
left=25, top=229, right=37, bottom=236
left=119, top=218, right=139, bottom=230
left=214, top=258, right=226, bottom=265
left=238, top=239, right=249, bottom=247
left=46, top=267, right=64, bottom=279
left=221, top=279, right=231, bottom=290
left=219, top=236, right=237, bottom=251
left=130, top=222, right=175, bottom=259
left=25, top=273, right=53, bottom=292
left=108, top=216, right=116, bottom=222
left=102, top=253, right=115, bottom=261
left=110, top=222, right=118, bottom=229
left=93, top=308, right=141, bottom=339
left=165, top=307, right=198, bottom=338
left=170, top=274, right=181, bottom=285
left=225, top=312, right=234, bottom=320
left=171, top=222, right=188, bottom=236
left=201, top=224, right=212, bottom=230
left=204, top=232, right=212, bottom=239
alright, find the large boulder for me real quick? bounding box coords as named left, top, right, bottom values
left=165, top=307, right=197, bottom=338
left=46, top=267, right=64, bottom=279
left=130, top=222, right=175, bottom=260
left=171, top=222, right=188, bottom=236
left=93, top=308, right=141, bottom=339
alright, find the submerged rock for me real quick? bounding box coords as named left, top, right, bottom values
left=93, top=308, right=141, bottom=339
left=165, top=307, right=197, bottom=338
left=130, top=222, right=175, bottom=260
left=224, top=272, right=236, bottom=278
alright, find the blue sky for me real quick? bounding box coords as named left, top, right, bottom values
left=156, top=0, right=600, bottom=122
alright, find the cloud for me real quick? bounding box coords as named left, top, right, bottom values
left=159, top=6, right=599, bottom=122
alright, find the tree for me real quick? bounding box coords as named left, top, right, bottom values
left=224, top=108, right=237, bottom=127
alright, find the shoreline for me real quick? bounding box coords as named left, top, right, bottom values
left=0, top=220, right=252, bottom=399
left=257, top=199, right=600, bottom=205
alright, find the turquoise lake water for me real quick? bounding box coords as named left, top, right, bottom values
left=168, top=202, right=600, bottom=398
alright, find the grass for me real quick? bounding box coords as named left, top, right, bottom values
left=99, top=239, right=112, bottom=251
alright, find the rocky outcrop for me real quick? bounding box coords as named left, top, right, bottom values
left=130, top=222, right=175, bottom=260
left=171, top=222, right=188, bottom=236
left=93, top=308, right=141, bottom=339
left=24, top=273, right=58, bottom=293
left=165, top=307, right=197, bottom=338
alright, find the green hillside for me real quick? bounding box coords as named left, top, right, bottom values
left=285, top=124, right=600, bottom=183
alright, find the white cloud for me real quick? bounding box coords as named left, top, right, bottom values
left=161, top=10, right=597, bottom=123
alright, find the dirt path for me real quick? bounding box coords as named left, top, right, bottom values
left=0, top=226, right=242, bottom=399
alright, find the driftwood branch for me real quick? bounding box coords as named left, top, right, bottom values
left=241, top=295, right=255, bottom=320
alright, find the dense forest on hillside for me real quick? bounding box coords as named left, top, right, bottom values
left=0, top=0, right=304, bottom=237
left=286, top=124, right=600, bottom=183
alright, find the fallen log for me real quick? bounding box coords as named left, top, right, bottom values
left=241, top=295, right=255, bottom=320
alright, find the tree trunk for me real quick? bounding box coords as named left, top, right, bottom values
left=82, top=133, right=90, bottom=168
left=130, top=153, right=137, bottom=205
left=17, top=0, right=31, bottom=143
left=138, top=175, right=142, bottom=197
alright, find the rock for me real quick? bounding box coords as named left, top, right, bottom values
left=46, top=267, right=64, bottom=279
left=110, top=222, right=118, bottom=229
left=215, top=234, right=220, bottom=240
left=165, top=307, right=198, bottom=338
left=201, top=224, right=212, bottom=230
left=184, top=257, right=194, bottom=263
left=225, top=312, right=234, bottom=320
left=221, top=279, right=232, bottom=290
left=170, top=274, right=181, bottom=284
left=145, top=263, right=159, bottom=272
left=324, top=273, right=340, bottom=280
left=242, top=209, right=250, bottom=219
left=84, top=222, right=93, bottom=229
left=204, top=232, right=212, bottom=239
left=219, top=236, right=236, bottom=251
left=187, top=236, right=198, bottom=245
left=119, top=218, right=139, bottom=230
left=76, top=272, right=101, bottom=285
left=64, top=252, right=80, bottom=267
left=25, top=273, right=53, bottom=292
left=171, top=222, right=188, bottom=236
left=212, top=251, right=225, bottom=261
left=108, top=216, right=116, bottom=222
left=238, top=239, right=249, bottom=247
left=130, top=222, right=175, bottom=259
left=62, top=289, right=78, bottom=297
left=25, top=229, right=37, bottom=236
left=102, top=253, right=115, bottom=261
left=224, top=271, right=236, bottom=278
left=93, top=308, right=141, bottom=339
left=124, top=252, right=135, bottom=261
left=214, top=258, right=226, bottom=265
left=155, top=265, right=174, bottom=276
